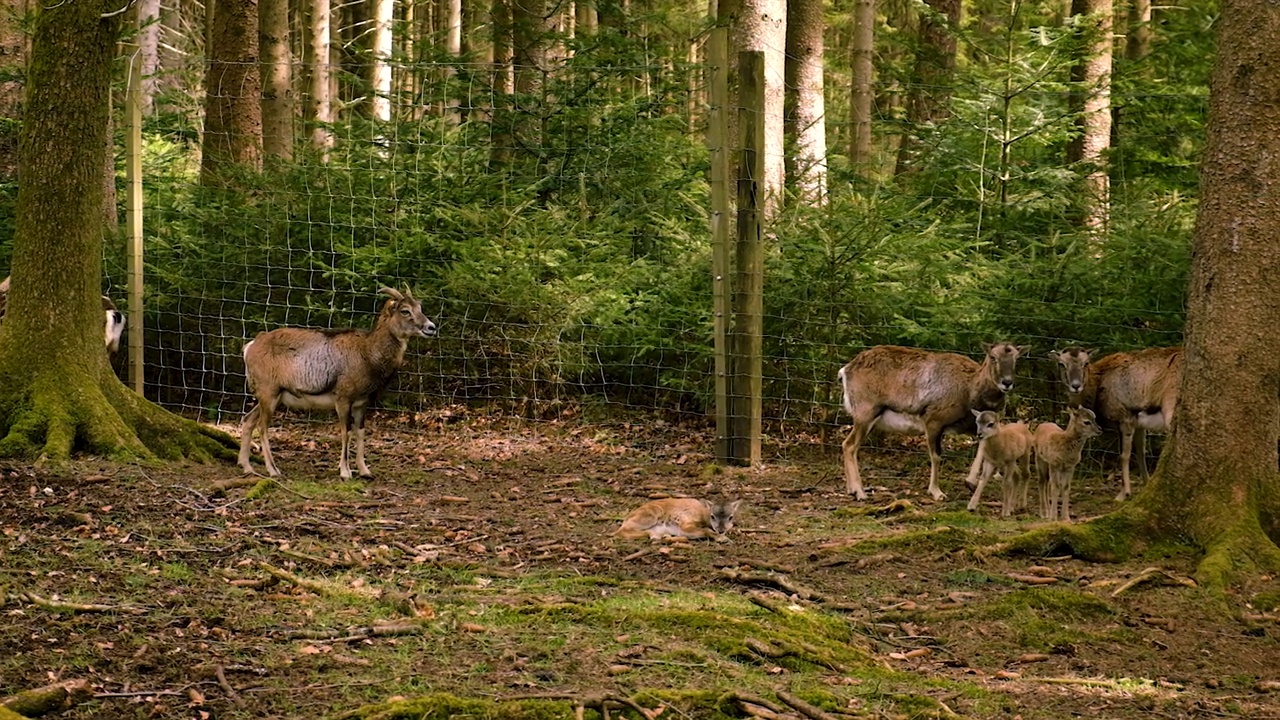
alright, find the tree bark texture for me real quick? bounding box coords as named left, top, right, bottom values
left=784, top=0, right=827, bottom=205
left=260, top=0, right=294, bottom=160
left=1131, top=0, right=1280, bottom=585
left=1126, top=0, right=1152, bottom=63
left=307, top=0, right=335, bottom=153
left=734, top=0, right=785, bottom=216
left=511, top=0, right=548, bottom=152
left=0, top=0, right=236, bottom=462
left=372, top=0, right=394, bottom=121
left=201, top=0, right=263, bottom=185
left=136, top=0, right=162, bottom=115
left=1066, top=0, right=1112, bottom=233
left=849, top=0, right=875, bottom=177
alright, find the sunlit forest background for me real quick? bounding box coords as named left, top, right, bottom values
left=0, top=0, right=1206, bottom=436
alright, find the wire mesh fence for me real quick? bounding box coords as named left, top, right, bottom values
left=91, top=49, right=1202, bottom=469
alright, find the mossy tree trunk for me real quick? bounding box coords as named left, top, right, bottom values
left=1033, top=0, right=1280, bottom=588
left=0, top=0, right=237, bottom=463
left=1133, top=0, right=1280, bottom=584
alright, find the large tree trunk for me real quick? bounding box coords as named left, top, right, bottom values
left=0, top=0, right=236, bottom=461
left=201, top=0, right=264, bottom=185
left=895, top=0, right=959, bottom=175
left=1066, top=0, right=1112, bottom=234
left=784, top=0, right=827, bottom=206
left=1134, top=0, right=1280, bottom=585
left=1024, top=0, right=1280, bottom=589
left=260, top=0, right=294, bottom=160
left=848, top=0, right=874, bottom=178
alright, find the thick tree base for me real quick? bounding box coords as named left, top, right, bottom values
left=1005, top=502, right=1280, bottom=592
left=0, top=366, right=237, bottom=463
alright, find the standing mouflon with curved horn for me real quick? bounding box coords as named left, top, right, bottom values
left=238, top=286, right=437, bottom=479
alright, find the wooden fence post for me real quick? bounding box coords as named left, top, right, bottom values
left=728, top=50, right=765, bottom=466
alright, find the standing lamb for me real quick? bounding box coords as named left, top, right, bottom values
left=238, top=286, right=437, bottom=479
left=965, top=410, right=1034, bottom=517
left=1048, top=346, right=1182, bottom=500
left=838, top=343, right=1026, bottom=501
left=1034, top=406, right=1103, bottom=521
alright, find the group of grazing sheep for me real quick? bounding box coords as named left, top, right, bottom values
left=838, top=343, right=1182, bottom=522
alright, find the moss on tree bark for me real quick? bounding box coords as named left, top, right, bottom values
left=0, top=0, right=236, bottom=463
left=1013, top=0, right=1280, bottom=591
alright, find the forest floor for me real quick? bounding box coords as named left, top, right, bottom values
left=2, top=408, right=1279, bottom=720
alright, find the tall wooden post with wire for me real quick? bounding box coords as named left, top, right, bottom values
left=728, top=50, right=765, bottom=466
left=125, top=44, right=145, bottom=395
left=707, top=23, right=732, bottom=462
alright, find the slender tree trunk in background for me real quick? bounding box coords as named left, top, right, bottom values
left=896, top=0, right=959, bottom=175
left=489, top=0, right=513, bottom=165
left=157, top=0, right=190, bottom=114
left=307, top=0, right=334, bottom=153
left=371, top=0, right=393, bottom=121
left=784, top=0, right=827, bottom=205
left=511, top=0, right=547, bottom=154
left=1108, top=0, right=1280, bottom=587
left=443, top=0, right=463, bottom=123
left=0, top=0, right=29, bottom=180
left=733, top=0, right=784, bottom=216
left=261, top=0, right=294, bottom=160
left=201, top=0, right=264, bottom=185
left=0, top=0, right=237, bottom=461
left=849, top=0, right=875, bottom=178
left=576, top=0, right=596, bottom=36
left=1126, top=0, right=1151, bottom=62
left=1067, top=0, right=1112, bottom=234
left=339, top=0, right=372, bottom=115
left=137, top=0, right=161, bottom=115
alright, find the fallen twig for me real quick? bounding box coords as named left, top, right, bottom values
left=12, top=592, right=143, bottom=615
left=277, top=622, right=428, bottom=642
left=1006, top=573, right=1058, bottom=585
left=720, top=692, right=800, bottom=720
left=94, top=690, right=187, bottom=699
left=214, top=665, right=243, bottom=706
left=776, top=690, right=842, bottom=720
left=209, top=477, right=261, bottom=496
left=720, top=568, right=826, bottom=603
left=1110, top=567, right=1197, bottom=597
left=746, top=591, right=789, bottom=615
left=257, top=561, right=376, bottom=598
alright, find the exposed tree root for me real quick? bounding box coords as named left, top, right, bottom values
left=0, top=367, right=236, bottom=463
left=996, top=510, right=1143, bottom=564
left=1194, top=518, right=1280, bottom=589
